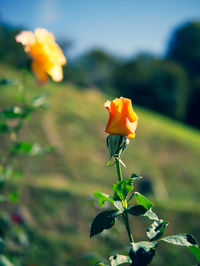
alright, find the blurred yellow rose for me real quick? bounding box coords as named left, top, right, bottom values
left=105, top=97, right=138, bottom=138
left=16, top=28, right=66, bottom=83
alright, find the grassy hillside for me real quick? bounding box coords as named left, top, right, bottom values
left=0, top=64, right=200, bottom=266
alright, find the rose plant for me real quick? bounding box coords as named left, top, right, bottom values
left=0, top=28, right=66, bottom=264
left=90, top=97, right=200, bottom=266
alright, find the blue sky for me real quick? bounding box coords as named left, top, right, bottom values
left=0, top=0, right=200, bottom=58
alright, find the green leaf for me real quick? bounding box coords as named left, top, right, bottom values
left=143, top=209, right=159, bottom=221
left=0, top=123, right=9, bottom=133
left=0, top=238, right=4, bottom=254
left=31, top=94, right=49, bottom=109
left=8, top=191, right=20, bottom=203
left=112, top=178, right=133, bottom=201
left=0, top=255, right=14, bottom=266
left=113, top=201, right=124, bottom=212
left=0, top=196, right=6, bottom=203
left=109, top=255, right=131, bottom=266
left=130, top=173, right=143, bottom=181
left=83, top=252, right=108, bottom=265
left=129, top=241, right=157, bottom=266
left=113, top=191, right=120, bottom=201
left=93, top=191, right=114, bottom=207
left=0, top=106, right=23, bottom=119
left=0, top=78, right=18, bottom=86
left=12, top=142, right=54, bottom=156
left=147, top=220, right=168, bottom=241
left=127, top=205, right=147, bottom=216
left=12, top=142, right=32, bottom=153
left=90, top=210, right=121, bottom=238
left=134, top=192, right=153, bottom=210
left=161, top=234, right=197, bottom=246
left=189, top=245, right=200, bottom=262
left=95, top=263, right=109, bottom=266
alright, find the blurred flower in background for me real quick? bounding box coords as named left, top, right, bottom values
left=16, top=28, right=66, bottom=83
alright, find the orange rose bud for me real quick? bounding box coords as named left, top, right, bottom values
left=16, top=28, right=66, bottom=83
left=105, top=97, right=138, bottom=138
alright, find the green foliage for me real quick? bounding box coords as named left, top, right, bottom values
left=93, top=191, right=114, bottom=207
left=146, top=220, right=168, bottom=241
left=0, top=65, right=199, bottom=265
left=12, top=142, right=54, bottom=156
left=130, top=173, right=143, bottom=181
left=143, top=209, right=159, bottom=221
left=0, top=255, right=14, bottom=266
left=189, top=246, right=200, bottom=262
left=134, top=192, right=153, bottom=210
left=112, top=178, right=133, bottom=201
left=0, top=124, right=9, bottom=133
left=0, top=238, right=4, bottom=254
left=106, top=135, right=129, bottom=160
left=0, top=78, right=19, bottom=86
left=109, top=255, right=131, bottom=266
left=72, top=48, right=120, bottom=93
left=168, top=21, right=200, bottom=76
left=31, top=94, right=49, bottom=109
left=90, top=210, right=121, bottom=238
left=167, top=21, right=200, bottom=128
left=161, top=234, right=197, bottom=246
left=7, top=191, right=20, bottom=203
left=0, top=106, right=23, bottom=119
left=114, top=54, right=189, bottom=121
left=0, top=24, right=28, bottom=68
left=0, top=65, right=53, bottom=265
left=129, top=241, right=157, bottom=266
left=127, top=205, right=147, bottom=216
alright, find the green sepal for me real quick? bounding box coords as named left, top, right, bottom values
left=112, top=178, right=133, bottom=201
left=106, top=135, right=129, bottom=159
left=118, top=159, right=126, bottom=168
left=127, top=205, right=147, bottom=216
left=161, top=234, right=197, bottom=246
left=90, top=210, right=121, bottom=238
left=134, top=192, right=153, bottom=210
left=147, top=219, right=168, bottom=241
left=129, top=241, right=157, bottom=266
left=109, top=255, right=131, bottom=266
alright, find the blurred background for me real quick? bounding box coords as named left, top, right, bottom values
left=0, top=0, right=200, bottom=265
